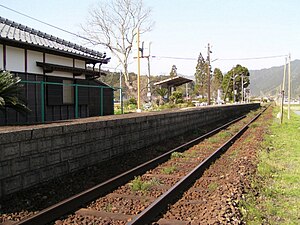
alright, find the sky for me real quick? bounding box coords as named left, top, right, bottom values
left=1, top=0, right=299, bottom=78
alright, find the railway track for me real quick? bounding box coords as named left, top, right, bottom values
left=4, top=106, right=268, bottom=225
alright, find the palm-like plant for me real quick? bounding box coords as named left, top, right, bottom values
left=0, top=71, right=30, bottom=114
left=155, top=87, right=168, bottom=105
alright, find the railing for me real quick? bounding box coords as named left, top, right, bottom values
left=20, top=80, right=123, bottom=123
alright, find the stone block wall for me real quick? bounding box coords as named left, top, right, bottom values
left=0, top=103, right=260, bottom=197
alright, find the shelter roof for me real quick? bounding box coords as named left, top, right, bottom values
left=153, top=76, right=192, bottom=87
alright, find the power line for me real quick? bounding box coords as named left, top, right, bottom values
left=218, top=54, right=288, bottom=61
left=153, top=56, right=197, bottom=60
left=0, top=4, right=289, bottom=63
left=0, top=4, right=98, bottom=44
left=153, top=54, right=288, bottom=61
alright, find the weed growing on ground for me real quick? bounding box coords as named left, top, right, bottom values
left=161, top=165, right=177, bottom=174
left=184, top=150, right=198, bottom=157
left=239, top=191, right=265, bottom=224
left=171, top=152, right=185, bottom=159
left=217, top=131, right=232, bottom=139
left=207, top=137, right=219, bottom=144
left=231, top=127, right=241, bottom=134
left=228, top=149, right=238, bottom=160
left=246, top=110, right=258, bottom=118
left=208, top=182, right=218, bottom=192
left=104, top=203, right=113, bottom=212
left=249, top=123, right=258, bottom=128
left=129, top=176, right=161, bottom=192
left=240, top=107, right=300, bottom=224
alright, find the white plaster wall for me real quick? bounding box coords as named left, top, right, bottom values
left=75, top=59, right=85, bottom=69
left=45, top=53, right=74, bottom=78
left=74, top=59, right=86, bottom=79
left=46, top=71, right=73, bottom=78
left=6, top=46, right=25, bottom=72
left=76, top=74, right=85, bottom=79
left=27, top=50, right=43, bottom=74
left=45, top=54, right=73, bottom=67
left=0, top=45, right=3, bottom=70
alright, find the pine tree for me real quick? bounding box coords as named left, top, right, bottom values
left=211, top=68, right=223, bottom=99
left=194, top=53, right=208, bottom=98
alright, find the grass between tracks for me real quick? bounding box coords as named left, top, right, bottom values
left=240, top=106, right=300, bottom=224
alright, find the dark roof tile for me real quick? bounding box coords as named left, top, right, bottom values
left=0, top=16, right=109, bottom=63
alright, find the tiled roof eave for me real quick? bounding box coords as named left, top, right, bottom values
left=0, top=17, right=110, bottom=64
left=0, top=37, right=108, bottom=64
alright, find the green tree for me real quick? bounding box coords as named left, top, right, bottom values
left=169, top=65, right=177, bottom=77
left=169, top=91, right=183, bottom=104
left=194, top=53, right=208, bottom=98
left=222, top=65, right=250, bottom=102
left=0, top=71, right=30, bottom=113
left=211, top=68, right=223, bottom=99
left=155, top=87, right=168, bottom=105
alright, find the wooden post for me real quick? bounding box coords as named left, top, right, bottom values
left=280, top=57, right=287, bottom=124
left=137, top=28, right=141, bottom=112
left=288, top=53, right=291, bottom=120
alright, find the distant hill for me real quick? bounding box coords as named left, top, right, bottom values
left=249, top=59, right=300, bottom=98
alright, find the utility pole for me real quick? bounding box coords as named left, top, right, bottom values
left=137, top=28, right=141, bottom=112
left=146, top=42, right=152, bottom=103
left=241, top=75, right=244, bottom=103
left=280, top=57, right=287, bottom=124
left=185, top=83, right=189, bottom=100
left=233, top=76, right=236, bottom=103
left=288, top=53, right=291, bottom=119
left=134, top=40, right=152, bottom=105
left=119, top=70, right=123, bottom=114
left=207, top=43, right=211, bottom=105
left=232, top=74, right=238, bottom=103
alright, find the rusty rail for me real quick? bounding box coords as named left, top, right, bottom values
left=13, top=115, right=247, bottom=225
left=128, top=106, right=267, bottom=225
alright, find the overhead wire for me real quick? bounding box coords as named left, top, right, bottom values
left=0, top=4, right=288, bottom=62
left=153, top=54, right=288, bottom=61
left=0, top=3, right=98, bottom=45
left=152, top=56, right=197, bottom=60
left=217, top=54, right=288, bottom=61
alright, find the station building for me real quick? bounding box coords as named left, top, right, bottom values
left=0, top=17, right=113, bottom=125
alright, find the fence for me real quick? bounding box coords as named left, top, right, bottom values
left=6, top=80, right=123, bottom=123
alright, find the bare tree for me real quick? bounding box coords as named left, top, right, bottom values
left=82, top=0, right=154, bottom=91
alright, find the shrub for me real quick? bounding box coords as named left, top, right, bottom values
left=169, top=91, right=183, bottom=104
left=0, top=71, right=30, bottom=114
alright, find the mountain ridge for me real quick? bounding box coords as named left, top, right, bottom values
left=249, top=59, right=300, bottom=97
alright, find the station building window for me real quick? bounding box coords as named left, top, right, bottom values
left=63, top=80, right=74, bottom=104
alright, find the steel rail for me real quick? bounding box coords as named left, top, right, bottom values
left=128, top=107, right=267, bottom=225
left=14, top=115, right=246, bottom=225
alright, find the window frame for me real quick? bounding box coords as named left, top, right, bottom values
left=62, top=79, right=74, bottom=105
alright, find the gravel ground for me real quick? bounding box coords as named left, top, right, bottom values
left=157, top=106, right=272, bottom=224
left=0, top=118, right=224, bottom=224
left=50, top=110, right=267, bottom=225
left=0, top=108, right=269, bottom=225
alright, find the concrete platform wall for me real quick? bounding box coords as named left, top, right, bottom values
left=0, top=103, right=260, bottom=197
